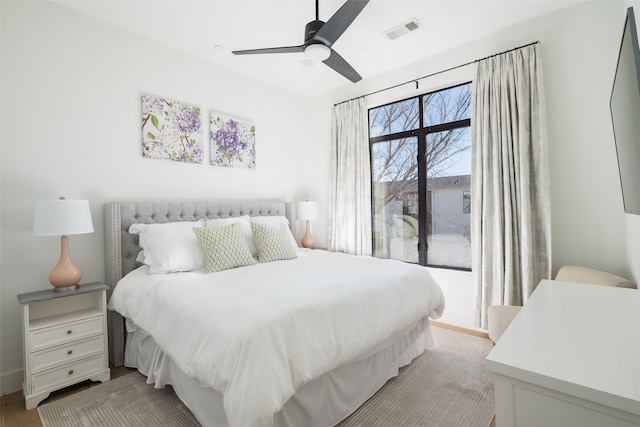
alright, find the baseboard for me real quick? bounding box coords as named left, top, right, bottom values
left=1, top=368, right=23, bottom=396
left=431, top=320, right=490, bottom=340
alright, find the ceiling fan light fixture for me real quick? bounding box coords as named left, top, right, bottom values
left=304, top=43, right=331, bottom=61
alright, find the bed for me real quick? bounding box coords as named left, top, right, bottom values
left=104, top=200, right=445, bottom=427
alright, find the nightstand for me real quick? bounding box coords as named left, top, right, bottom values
left=17, top=283, right=111, bottom=409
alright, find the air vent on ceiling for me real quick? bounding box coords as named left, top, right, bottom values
left=384, top=18, right=423, bottom=41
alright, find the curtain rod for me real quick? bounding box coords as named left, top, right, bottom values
left=334, top=40, right=540, bottom=107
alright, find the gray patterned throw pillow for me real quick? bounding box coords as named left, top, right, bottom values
left=193, top=223, right=256, bottom=273
left=250, top=222, right=298, bottom=263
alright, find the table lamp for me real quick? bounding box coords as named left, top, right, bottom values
left=296, top=201, right=319, bottom=249
left=33, top=197, right=94, bottom=291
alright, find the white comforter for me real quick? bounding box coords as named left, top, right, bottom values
left=108, top=250, right=444, bottom=427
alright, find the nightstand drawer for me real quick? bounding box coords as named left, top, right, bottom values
left=30, top=315, right=103, bottom=351
left=31, top=353, right=106, bottom=394
left=31, top=335, right=104, bottom=373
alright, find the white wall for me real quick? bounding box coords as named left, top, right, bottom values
left=0, top=1, right=319, bottom=394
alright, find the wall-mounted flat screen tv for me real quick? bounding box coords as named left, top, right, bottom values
left=610, top=6, right=640, bottom=215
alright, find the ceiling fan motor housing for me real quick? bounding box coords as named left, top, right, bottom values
left=305, top=20, right=326, bottom=45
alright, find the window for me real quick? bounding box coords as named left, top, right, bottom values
left=463, top=191, right=471, bottom=214
left=369, top=82, right=472, bottom=270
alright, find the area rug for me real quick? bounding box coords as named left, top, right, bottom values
left=39, top=326, right=494, bottom=427
left=338, top=326, right=495, bottom=427
left=38, top=373, right=199, bottom=427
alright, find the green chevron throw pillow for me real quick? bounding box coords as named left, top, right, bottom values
left=193, top=223, right=256, bottom=273
left=251, top=222, right=298, bottom=263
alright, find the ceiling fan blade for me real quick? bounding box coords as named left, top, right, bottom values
left=323, top=49, right=362, bottom=83
left=232, top=45, right=305, bottom=55
left=314, top=0, right=369, bottom=46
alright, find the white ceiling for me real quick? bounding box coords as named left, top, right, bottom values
left=51, top=0, right=589, bottom=98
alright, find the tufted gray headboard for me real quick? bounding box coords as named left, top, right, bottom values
left=104, top=200, right=288, bottom=366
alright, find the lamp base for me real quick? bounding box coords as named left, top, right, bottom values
left=301, top=220, right=315, bottom=249
left=54, top=284, right=80, bottom=292
left=49, top=236, right=83, bottom=291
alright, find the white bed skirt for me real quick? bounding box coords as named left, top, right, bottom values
left=124, top=317, right=434, bottom=427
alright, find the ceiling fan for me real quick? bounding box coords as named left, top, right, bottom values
left=232, top=0, right=369, bottom=83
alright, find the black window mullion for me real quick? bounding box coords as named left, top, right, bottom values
left=369, top=129, right=416, bottom=144
left=416, top=95, right=426, bottom=266
left=426, top=118, right=471, bottom=134
left=417, top=142, right=428, bottom=266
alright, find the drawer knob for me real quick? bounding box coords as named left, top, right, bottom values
left=68, top=369, right=74, bottom=375
left=67, top=350, right=73, bottom=355
left=67, top=330, right=72, bottom=335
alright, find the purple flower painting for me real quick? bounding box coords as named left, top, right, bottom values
left=209, top=112, right=256, bottom=169
left=141, top=94, right=203, bottom=163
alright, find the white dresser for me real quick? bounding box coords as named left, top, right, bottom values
left=18, top=283, right=111, bottom=409
left=486, top=280, right=640, bottom=427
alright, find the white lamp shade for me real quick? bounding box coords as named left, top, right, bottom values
left=33, top=199, right=94, bottom=236
left=296, top=201, right=319, bottom=221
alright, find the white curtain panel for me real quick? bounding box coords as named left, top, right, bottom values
left=328, top=97, right=372, bottom=255
left=471, top=44, right=552, bottom=328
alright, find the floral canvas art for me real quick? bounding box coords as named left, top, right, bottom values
left=209, top=112, right=256, bottom=169
left=141, top=94, right=203, bottom=163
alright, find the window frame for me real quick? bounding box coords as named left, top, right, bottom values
left=368, top=82, right=472, bottom=271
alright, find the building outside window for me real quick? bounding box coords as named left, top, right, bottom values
left=369, top=82, right=472, bottom=270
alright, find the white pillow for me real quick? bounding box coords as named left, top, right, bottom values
left=129, top=221, right=204, bottom=273
left=204, top=216, right=255, bottom=257
left=250, top=216, right=299, bottom=251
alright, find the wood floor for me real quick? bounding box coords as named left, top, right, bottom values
left=2, top=325, right=497, bottom=427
